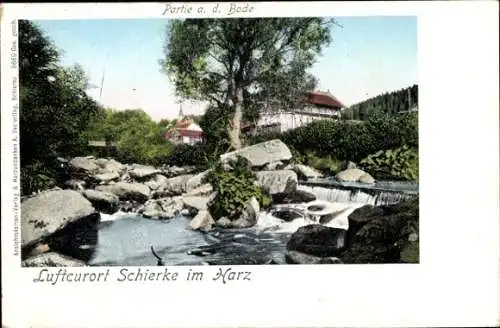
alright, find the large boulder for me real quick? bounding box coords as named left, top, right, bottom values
left=185, top=170, right=210, bottom=192
left=183, top=195, right=210, bottom=215
left=255, top=170, right=298, bottom=195
left=138, top=197, right=184, bottom=219
left=96, top=158, right=126, bottom=175
left=287, top=224, right=347, bottom=257
left=144, top=174, right=169, bottom=191
left=342, top=198, right=419, bottom=264
left=22, top=252, right=87, bottom=267
left=21, top=189, right=96, bottom=248
left=128, top=164, right=162, bottom=180
left=287, top=164, right=324, bottom=180
left=213, top=197, right=260, bottom=229
left=95, top=158, right=126, bottom=175
left=335, top=168, right=375, bottom=184
left=93, top=172, right=120, bottom=184
left=95, top=182, right=150, bottom=203
left=81, top=189, right=119, bottom=214
left=232, top=196, right=260, bottom=228
left=153, top=174, right=195, bottom=197
left=21, top=190, right=100, bottom=262
left=271, top=189, right=316, bottom=204
left=68, top=157, right=100, bottom=176
left=220, top=139, right=292, bottom=167
left=189, top=210, right=215, bottom=231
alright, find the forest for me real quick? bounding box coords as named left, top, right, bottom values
left=341, top=84, right=418, bottom=121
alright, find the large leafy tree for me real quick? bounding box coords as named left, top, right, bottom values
left=19, top=20, right=100, bottom=165
left=160, top=18, right=335, bottom=149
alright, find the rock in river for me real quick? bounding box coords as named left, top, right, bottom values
left=255, top=170, right=298, bottom=195
left=287, top=224, right=347, bottom=257
left=335, top=168, right=375, bottom=184
left=21, top=189, right=100, bottom=262
left=220, top=139, right=292, bottom=167
left=21, top=189, right=96, bottom=248
left=81, top=189, right=119, bottom=214
left=189, top=210, right=215, bottom=232
left=96, top=182, right=150, bottom=203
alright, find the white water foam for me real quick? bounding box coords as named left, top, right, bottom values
left=99, top=210, right=131, bottom=222
left=297, top=184, right=414, bottom=206
left=255, top=202, right=363, bottom=234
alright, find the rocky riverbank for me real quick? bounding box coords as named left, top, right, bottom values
left=21, top=139, right=418, bottom=266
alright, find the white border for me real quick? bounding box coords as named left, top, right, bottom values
left=1, top=2, right=499, bottom=327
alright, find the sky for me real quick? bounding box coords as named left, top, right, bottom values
left=34, top=16, right=417, bottom=121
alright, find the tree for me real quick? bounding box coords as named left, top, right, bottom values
left=19, top=20, right=100, bottom=165
left=160, top=18, right=335, bottom=149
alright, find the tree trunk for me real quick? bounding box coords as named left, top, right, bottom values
left=228, top=87, right=244, bottom=150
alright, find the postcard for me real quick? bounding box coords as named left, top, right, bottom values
left=1, top=2, right=498, bottom=327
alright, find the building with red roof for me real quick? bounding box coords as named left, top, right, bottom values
left=257, top=89, right=345, bottom=133
left=164, top=119, right=204, bottom=145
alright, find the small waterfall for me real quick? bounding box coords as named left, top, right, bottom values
left=298, top=185, right=416, bottom=206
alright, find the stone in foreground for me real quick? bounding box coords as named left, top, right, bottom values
left=285, top=251, right=343, bottom=264
left=287, top=224, right=347, bottom=257
left=220, top=139, right=292, bottom=167
left=255, top=170, right=298, bottom=195
left=21, top=189, right=96, bottom=248
left=22, top=252, right=87, bottom=267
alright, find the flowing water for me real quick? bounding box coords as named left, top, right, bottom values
left=88, top=181, right=418, bottom=266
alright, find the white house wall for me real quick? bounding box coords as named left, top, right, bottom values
left=257, top=112, right=339, bottom=133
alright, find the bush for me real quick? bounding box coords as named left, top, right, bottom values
left=359, top=145, right=419, bottom=181
left=166, top=143, right=209, bottom=168
left=247, top=112, right=418, bottom=163
left=303, top=153, right=343, bottom=176
left=203, top=156, right=271, bottom=220
left=21, top=161, right=57, bottom=196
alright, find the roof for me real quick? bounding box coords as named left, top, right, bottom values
left=174, top=120, right=192, bottom=129
left=306, top=90, right=345, bottom=109
left=165, top=128, right=204, bottom=138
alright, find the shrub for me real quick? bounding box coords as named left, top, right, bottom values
left=203, top=156, right=271, bottom=220
left=165, top=143, right=207, bottom=167
left=303, top=153, right=343, bottom=176
left=246, top=112, right=418, bottom=163
left=359, top=145, right=419, bottom=181
left=21, top=161, right=57, bottom=196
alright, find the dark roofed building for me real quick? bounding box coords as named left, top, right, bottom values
left=257, top=89, right=346, bottom=133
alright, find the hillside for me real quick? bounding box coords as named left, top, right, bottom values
left=341, top=84, right=418, bottom=121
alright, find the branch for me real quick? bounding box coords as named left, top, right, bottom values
left=150, top=245, right=164, bottom=266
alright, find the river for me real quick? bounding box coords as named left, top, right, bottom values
left=88, top=181, right=418, bottom=266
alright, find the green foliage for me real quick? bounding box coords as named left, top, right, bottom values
left=303, top=153, right=343, bottom=176
left=204, top=157, right=271, bottom=220
left=359, top=146, right=419, bottom=181
left=160, top=18, right=335, bottom=148
left=20, top=20, right=101, bottom=166
left=86, top=108, right=174, bottom=166
left=247, top=111, right=418, bottom=163
left=166, top=143, right=207, bottom=168
left=342, top=85, right=418, bottom=121
left=198, top=104, right=231, bottom=146
left=19, top=20, right=101, bottom=195
left=21, top=161, right=57, bottom=196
